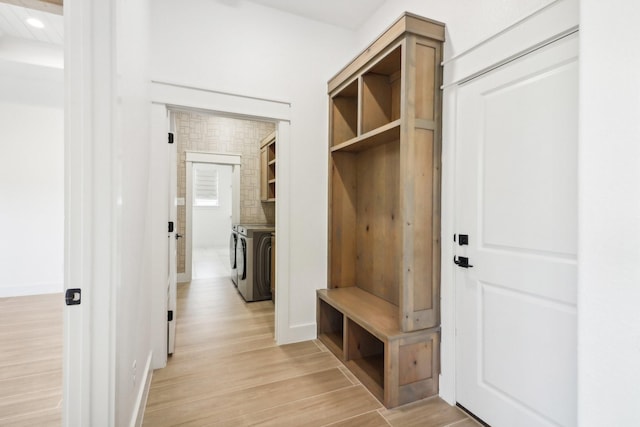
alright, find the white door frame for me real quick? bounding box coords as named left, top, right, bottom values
left=150, top=81, right=292, bottom=347
left=438, top=0, right=578, bottom=404
left=64, top=0, right=116, bottom=424
left=182, top=151, right=241, bottom=283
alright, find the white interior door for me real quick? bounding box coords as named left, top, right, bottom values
left=168, top=112, right=177, bottom=355
left=455, top=34, right=578, bottom=427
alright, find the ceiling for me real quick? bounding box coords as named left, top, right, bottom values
left=0, top=0, right=385, bottom=48
left=246, top=0, right=386, bottom=30
left=0, top=1, right=63, bottom=45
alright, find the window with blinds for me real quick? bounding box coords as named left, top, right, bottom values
left=193, top=165, right=219, bottom=207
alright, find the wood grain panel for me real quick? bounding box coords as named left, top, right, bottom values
left=412, top=129, right=435, bottom=314
left=362, top=73, right=393, bottom=133
left=415, top=43, right=436, bottom=121
left=399, top=341, right=433, bottom=386
left=332, top=82, right=358, bottom=146
left=356, top=140, right=400, bottom=305
left=328, top=13, right=445, bottom=93
left=330, top=152, right=357, bottom=287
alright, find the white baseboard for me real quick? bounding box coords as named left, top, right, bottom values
left=0, top=282, right=63, bottom=298
left=131, top=352, right=153, bottom=427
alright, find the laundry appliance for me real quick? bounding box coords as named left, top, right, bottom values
left=229, top=224, right=239, bottom=286
left=236, top=224, right=274, bottom=302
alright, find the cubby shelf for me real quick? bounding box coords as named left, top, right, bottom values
left=330, top=120, right=401, bottom=153
left=320, top=12, right=445, bottom=409
left=260, top=131, right=276, bottom=202
left=318, top=287, right=440, bottom=407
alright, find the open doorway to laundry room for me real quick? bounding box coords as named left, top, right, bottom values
left=190, top=162, right=234, bottom=280
left=174, top=110, right=276, bottom=287
left=143, top=108, right=283, bottom=422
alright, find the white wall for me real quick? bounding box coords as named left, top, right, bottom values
left=151, top=0, right=358, bottom=341
left=0, top=60, right=63, bottom=297
left=113, top=0, right=154, bottom=425
left=192, top=163, right=233, bottom=249
left=579, top=0, right=640, bottom=425
left=357, top=0, right=554, bottom=59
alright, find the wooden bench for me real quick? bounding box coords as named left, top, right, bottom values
left=317, top=287, right=440, bottom=408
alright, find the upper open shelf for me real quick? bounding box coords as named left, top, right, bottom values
left=330, top=45, right=402, bottom=149
left=331, top=119, right=400, bottom=153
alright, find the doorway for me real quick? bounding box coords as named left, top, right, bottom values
left=191, top=163, right=234, bottom=280
left=174, top=111, right=275, bottom=284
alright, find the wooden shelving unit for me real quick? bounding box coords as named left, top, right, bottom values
left=318, top=12, right=445, bottom=408
left=260, top=131, right=276, bottom=202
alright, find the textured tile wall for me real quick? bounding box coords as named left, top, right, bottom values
left=176, top=111, right=275, bottom=274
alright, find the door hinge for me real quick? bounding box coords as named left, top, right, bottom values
left=168, top=310, right=174, bottom=322
left=168, top=132, right=174, bottom=144
left=168, top=221, right=174, bottom=233
left=65, top=288, right=81, bottom=306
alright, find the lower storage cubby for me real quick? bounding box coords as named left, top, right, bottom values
left=317, top=288, right=440, bottom=408
left=317, top=298, right=344, bottom=357
left=346, top=319, right=385, bottom=400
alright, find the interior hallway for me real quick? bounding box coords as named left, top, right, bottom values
left=143, top=257, right=479, bottom=426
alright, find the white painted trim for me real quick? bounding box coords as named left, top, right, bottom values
left=151, top=81, right=291, bottom=122
left=64, top=0, right=116, bottom=424
left=130, top=352, right=153, bottom=427
left=150, top=83, right=296, bottom=354
left=184, top=151, right=241, bottom=283
left=438, top=83, right=458, bottom=405
left=185, top=161, right=193, bottom=283
left=150, top=103, right=169, bottom=369
left=439, top=0, right=579, bottom=406
left=185, top=151, right=242, bottom=165
left=442, top=0, right=579, bottom=86
left=273, top=121, right=290, bottom=345
left=0, top=283, right=63, bottom=298
left=185, top=151, right=241, bottom=282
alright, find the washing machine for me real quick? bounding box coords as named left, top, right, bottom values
left=229, top=224, right=239, bottom=286
left=236, top=224, right=274, bottom=302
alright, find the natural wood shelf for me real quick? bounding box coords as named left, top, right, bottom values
left=322, top=11, right=444, bottom=409
left=318, top=287, right=403, bottom=341
left=331, top=120, right=401, bottom=153
left=260, top=131, right=276, bottom=202
left=317, top=287, right=440, bottom=408
left=346, top=356, right=385, bottom=401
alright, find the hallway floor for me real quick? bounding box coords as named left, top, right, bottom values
left=143, top=265, right=479, bottom=426
left=192, top=247, right=231, bottom=280
left=0, top=293, right=62, bottom=426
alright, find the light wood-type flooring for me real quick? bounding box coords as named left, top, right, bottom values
left=0, top=293, right=62, bottom=426
left=143, top=276, right=479, bottom=427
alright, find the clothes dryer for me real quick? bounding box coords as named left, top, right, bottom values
left=236, top=224, right=274, bottom=302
